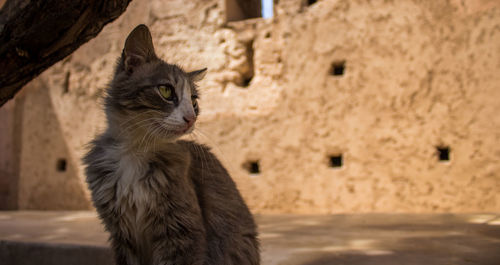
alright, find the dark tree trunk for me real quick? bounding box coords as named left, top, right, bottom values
left=0, top=0, right=132, bottom=106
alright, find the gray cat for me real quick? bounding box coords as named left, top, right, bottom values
left=83, top=24, right=259, bottom=265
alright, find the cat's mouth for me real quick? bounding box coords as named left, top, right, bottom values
left=180, top=124, right=195, bottom=134
left=165, top=124, right=194, bottom=137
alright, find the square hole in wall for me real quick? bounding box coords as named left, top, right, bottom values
left=329, top=155, right=343, bottom=168
left=437, top=146, right=450, bottom=162
left=330, top=61, right=345, bottom=76
left=226, top=0, right=262, bottom=22
left=307, top=0, right=318, bottom=6
left=243, top=160, right=260, bottom=174
left=57, top=158, right=67, bottom=172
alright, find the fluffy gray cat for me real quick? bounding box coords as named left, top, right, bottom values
left=83, top=24, right=259, bottom=265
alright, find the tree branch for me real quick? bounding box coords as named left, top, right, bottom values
left=0, top=0, right=132, bottom=106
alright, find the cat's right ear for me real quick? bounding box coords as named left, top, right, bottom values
left=188, top=68, right=207, bottom=82
left=123, top=24, right=156, bottom=74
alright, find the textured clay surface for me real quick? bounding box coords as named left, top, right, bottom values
left=2, top=0, right=500, bottom=213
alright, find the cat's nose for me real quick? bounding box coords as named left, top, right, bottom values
left=183, top=115, right=196, bottom=127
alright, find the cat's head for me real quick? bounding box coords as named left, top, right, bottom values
left=105, top=25, right=206, bottom=143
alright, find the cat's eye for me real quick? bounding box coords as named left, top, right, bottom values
left=157, top=85, right=173, bottom=100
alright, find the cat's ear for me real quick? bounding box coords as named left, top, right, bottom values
left=188, top=68, right=207, bottom=82
left=123, top=24, right=156, bottom=73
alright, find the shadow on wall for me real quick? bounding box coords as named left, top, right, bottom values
left=0, top=80, right=91, bottom=210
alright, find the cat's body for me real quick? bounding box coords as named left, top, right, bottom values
left=83, top=25, right=259, bottom=265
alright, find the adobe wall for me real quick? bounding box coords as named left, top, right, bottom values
left=2, top=0, right=499, bottom=213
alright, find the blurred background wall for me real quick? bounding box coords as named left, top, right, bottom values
left=1, top=0, right=499, bottom=213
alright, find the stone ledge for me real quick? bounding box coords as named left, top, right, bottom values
left=1, top=211, right=500, bottom=265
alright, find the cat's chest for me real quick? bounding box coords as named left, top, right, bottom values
left=114, top=154, right=164, bottom=213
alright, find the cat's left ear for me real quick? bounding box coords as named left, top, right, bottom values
left=123, top=24, right=157, bottom=74
left=188, top=68, right=207, bottom=82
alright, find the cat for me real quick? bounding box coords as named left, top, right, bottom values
left=83, top=24, right=259, bottom=265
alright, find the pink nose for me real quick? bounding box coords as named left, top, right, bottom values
left=183, top=115, right=195, bottom=127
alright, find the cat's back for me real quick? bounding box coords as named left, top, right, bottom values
left=178, top=140, right=260, bottom=265
left=177, top=140, right=253, bottom=216
left=177, top=140, right=240, bottom=194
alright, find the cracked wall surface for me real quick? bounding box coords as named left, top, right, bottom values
left=1, top=0, right=500, bottom=213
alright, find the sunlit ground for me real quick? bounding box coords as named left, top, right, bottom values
left=257, top=214, right=500, bottom=265
left=0, top=212, right=499, bottom=265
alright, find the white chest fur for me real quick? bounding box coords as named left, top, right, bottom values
left=116, top=155, right=148, bottom=206
left=115, top=153, right=153, bottom=225
left=111, top=152, right=161, bottom=258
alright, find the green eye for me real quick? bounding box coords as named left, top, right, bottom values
left=158, top=85, right=172, bottom=100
